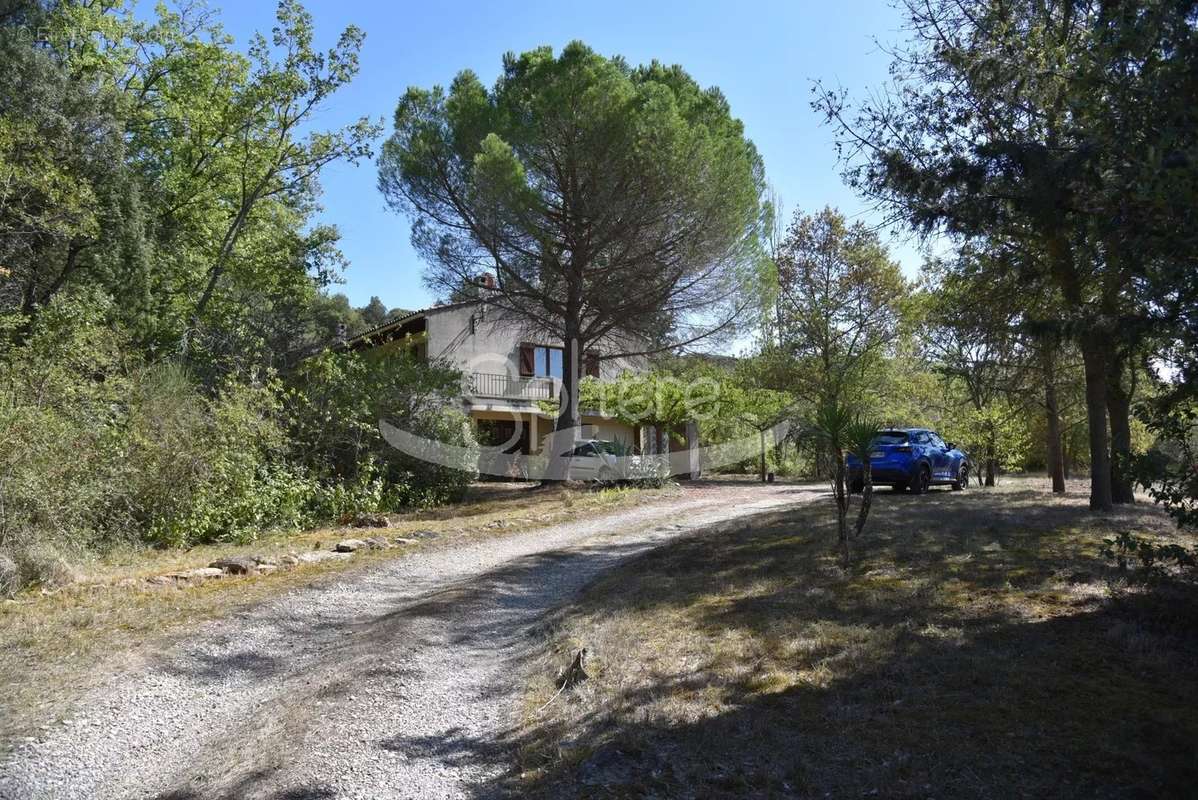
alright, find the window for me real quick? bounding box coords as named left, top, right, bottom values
left=536, top=346, right=563, bottom=379
left=517, top=345, right=599, bottom=379
left=873, top=431, right=909, bottom=445
left=929, top=433, right=946, bottom=449
left=519, top=344, right=563, bottom=379
left=912, top=431, right=931, bottom=445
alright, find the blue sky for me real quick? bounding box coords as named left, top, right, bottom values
left=202, top=0, right=920, bottom=312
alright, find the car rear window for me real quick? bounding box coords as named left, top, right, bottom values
left=873, top=431, right=909, bottom=445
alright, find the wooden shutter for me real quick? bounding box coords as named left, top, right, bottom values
left=584, top=351, right=600, bottom=378
left=518, top=344, right=535, bottom=377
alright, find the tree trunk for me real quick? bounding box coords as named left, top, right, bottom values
left=852, top=461, right=873, bottom=542
left=984, top=435, right=996, bottom=486
left=832, top=453, right=849, bottom=567
left=1046, top=234, right=1109, bottom=509
left=1080, top=334, right=1114, bottom=510
left=1106, top=350, right=1135, bottom=504
left=1041, top=343, right=1066, bottom=493
left=759, top=429, right=767, bottom=483
left=545, top=320, right=582, bottom=482
left=555, top=332, right=582, bottom=433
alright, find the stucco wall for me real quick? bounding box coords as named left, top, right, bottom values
left=424, top=302, right=646, bottom=380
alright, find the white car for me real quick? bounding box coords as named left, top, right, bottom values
left=564, top=439, right=665, bottom=481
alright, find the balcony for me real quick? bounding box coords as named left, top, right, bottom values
left=467, top=372, right=556, bottom=401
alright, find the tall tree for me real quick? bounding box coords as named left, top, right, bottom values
left=817, top=0, right=1198, bottom=510
left=0, top=0, right=378, bottom=376
left=377, top=42, right=768, bottom=461
left=359, top=296, right=389, bottom=328
left=769, top=207, right=906, bottom=408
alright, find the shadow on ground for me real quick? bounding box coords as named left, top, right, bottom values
left=475, top=485, right=1198, bottom=799
left=149, top=523, right=698, bottom=798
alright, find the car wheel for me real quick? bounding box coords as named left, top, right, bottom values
left=913, top=465, right=931, bottom=494
left=952, top=462, right=968, bottom=491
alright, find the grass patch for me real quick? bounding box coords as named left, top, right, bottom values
left=511, top=479, right=1198, bottom=798
left=0, top=481, right=674, bottom=749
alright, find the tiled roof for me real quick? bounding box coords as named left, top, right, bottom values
left=344, top=298, right=480, bottom=347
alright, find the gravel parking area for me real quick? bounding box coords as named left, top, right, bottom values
left=0, top=482, right=821, bottom=800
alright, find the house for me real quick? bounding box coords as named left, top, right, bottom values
left=343, top=297, right=656, bottom=465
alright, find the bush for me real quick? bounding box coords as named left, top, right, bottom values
left=0, top=291, right=483, bottom=593
left=1134, top=396, right=1198, bottom=529
left=122, top=368, right=315, bottom=546
left=1101, top=531, right=1198, bottom=583
left=385, top=407, right=478, bottom=506
left=0, top=552, right=21, bottom=598
left=286, top=349, right=477, bottom=510
left=0, top=291, right=133, bottom=558
left=0, top=292, right=322, bottom=586
left=307, top=462, right=391, bottom=522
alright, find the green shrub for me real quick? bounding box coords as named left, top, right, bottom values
left=286, top=349, right=477, bottom=510
left=0, top=291, right=483, bottom=593
left=387, top=407, right=478, bottom=506
left=0, top=291, right=131, bottom=559
left=308, top=461, right=391, bottom=521
left=1101, top=530, right=1198, bottom=583
left=123, top=369, right=314, bottom=546
left=0, top=292, right=322, bottom=574
left=1134, top=396, right=1198, bottom=529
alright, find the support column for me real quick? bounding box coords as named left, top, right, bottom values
left=686, top=420, right=702, bottom=479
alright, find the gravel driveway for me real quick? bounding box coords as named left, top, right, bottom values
left=0, top=482, right=821, bottom=800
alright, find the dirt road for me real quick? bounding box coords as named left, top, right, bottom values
left=0, top=482, right=822, bottom=800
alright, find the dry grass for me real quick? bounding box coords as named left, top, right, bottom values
left=510, top=478, right=1198, bottom=799
left=0, top=481, right=674, bottom=749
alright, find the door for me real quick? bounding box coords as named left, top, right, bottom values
left=570, top=442, right=600, bottom=479
left=928, top=433, right=953, bottom=480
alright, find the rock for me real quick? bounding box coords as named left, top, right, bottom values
left=409, top=529, right=438, bottom=539
left=335, top=539, right=368, bottom=553
left=169, top=567, right=224, bottom=582
left=146, top=567, right=224, bottom=586
left=279, top=554, right=300, bottom=567
left=392, top=537, right=419, bottom=545
left=484, top=519, right=510, bottom=529
left=351, top=512, right=389, bottom=528
left=251, top=554, right=278, bottom=566
left=256, top=564, right=279, bottom=575
left=298, top=550, right=352, bottom=564
left=363, top=537, right=391, bottom=550
left=209, top=556, right=258, bottom=575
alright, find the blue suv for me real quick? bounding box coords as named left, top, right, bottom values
left=847, top=428, right=970, bottom=494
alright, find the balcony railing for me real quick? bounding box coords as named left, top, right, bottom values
left=467, top=372, right=556, bottom=400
